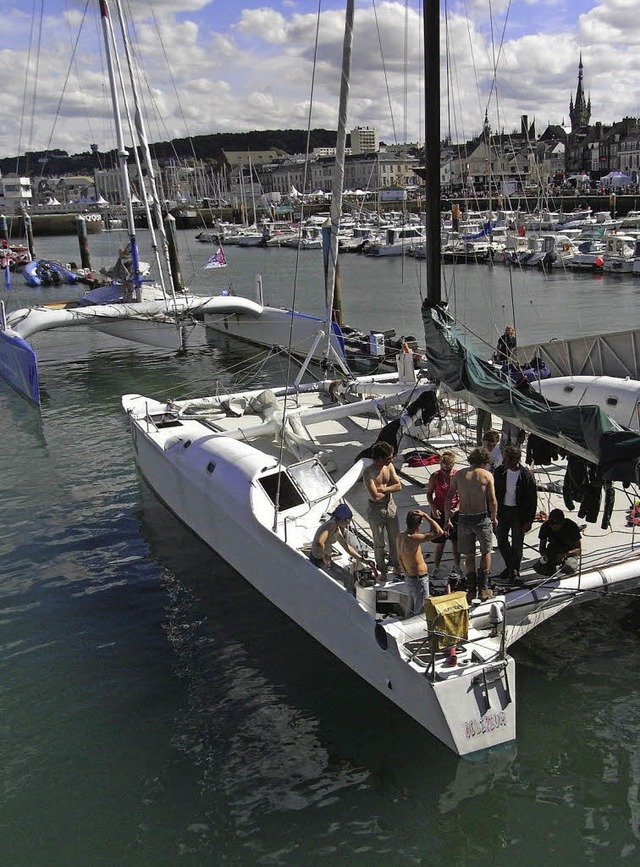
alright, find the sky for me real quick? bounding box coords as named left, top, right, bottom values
left=0, top=0, right=639, bottom=160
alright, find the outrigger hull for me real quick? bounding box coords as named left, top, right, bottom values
left=0, top=295, right=265, bottom=406
left=0, top=329, right=39, bottom=406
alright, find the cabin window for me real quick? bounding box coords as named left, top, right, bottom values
left=259, top=471, right=305, bottom=512
left=288, top=458, right=335, bottom=502
left=606, top=396, right=618, bottom=407
left=563, top=385, right=574, bottom=393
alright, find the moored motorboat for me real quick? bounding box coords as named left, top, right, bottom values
left=22, top=259, right=81, bottom=287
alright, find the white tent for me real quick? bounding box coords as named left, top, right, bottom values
left=601, top=171, right=632, bottom=188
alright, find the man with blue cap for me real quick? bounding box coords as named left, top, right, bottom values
left=310, top=504, right=371, bottom=593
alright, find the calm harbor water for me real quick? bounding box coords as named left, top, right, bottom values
left=2, top=230, right=640, bottom=865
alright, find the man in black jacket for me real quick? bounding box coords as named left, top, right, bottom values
left=494, top=444, right=538, bottom=583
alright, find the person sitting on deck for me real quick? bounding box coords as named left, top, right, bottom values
left=309, top=504, right=371, bottom=594
left=534, top=508, right=582, bottom=576
left=396, top=510, right=444, bottom=617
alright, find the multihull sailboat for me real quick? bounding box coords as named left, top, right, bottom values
left=122, top=1, right=640, bottom=756
left=0, top=0, right=261, bottom=408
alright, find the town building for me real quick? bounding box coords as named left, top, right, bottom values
left=350, top=126, right=378, bottom=154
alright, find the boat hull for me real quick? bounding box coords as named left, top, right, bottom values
left=0, top=329, right=40, bottom=405
left=124, top=407, right=516, bottom=756
left=204, top=306, right=347, bottom=363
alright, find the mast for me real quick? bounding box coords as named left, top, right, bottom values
left=323, top=0, right=355, bottom=354
left=99, top=0, right=141, bottom=297
left=423, top=0, right=440, bottom=304
left=113, top=0, right=178, bottom=301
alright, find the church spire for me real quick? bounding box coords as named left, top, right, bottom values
left=569, top=53, right=590, bottom=133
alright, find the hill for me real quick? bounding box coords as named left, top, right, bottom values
left=0, top=129, right=340, bottom=177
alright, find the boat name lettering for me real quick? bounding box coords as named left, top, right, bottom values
left=464, top=711, right=507, bottom=738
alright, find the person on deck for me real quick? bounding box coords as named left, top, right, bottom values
left=310, top=504, right=370, bottom=594
left=363, top=441, right=402, bottom=578
left=494, top=445, right=538, bottom=584
left=481, top=429, right=503, bottom=471
left=494, top=325, right=517, bottom=364
left=397, top=510, right=444, bottom=617
left=534, top=509, right=582, bottom=576
left=426, top=450, right=462, bottom=588
left=444, top=447, right=498, bottom=601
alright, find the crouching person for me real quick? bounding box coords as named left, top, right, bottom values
left=534, top=508, right=582, bottom=576
left=310, top=504, right=370, bottom=594
left=397, top=510, right=444, bottom=617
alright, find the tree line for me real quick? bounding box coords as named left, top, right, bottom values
left=0, top=129, right=341, bottom=178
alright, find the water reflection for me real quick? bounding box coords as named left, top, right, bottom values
left=134, top=481, right=526, bottom=860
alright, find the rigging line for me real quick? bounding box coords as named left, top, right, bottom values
left=113, top=0, right=179, bottom=306
left=372, top=0, right=399, bottom=146
left=119, top=0, right=192, bottom=171
left=15, top=0, right=40, bottom=171
left=403, top=0, right=409, bottom=148
left=40, top=2, right=91, bottom=168
left=481, top=0, right=512, bottom=124
left=26, top=0, right=45, bottom=159
left=271, top=0, right=324, bottom=532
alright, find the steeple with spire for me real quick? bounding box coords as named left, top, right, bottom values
left=569, top=53, right=591, bottom=134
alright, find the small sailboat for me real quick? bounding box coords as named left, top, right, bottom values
left=203, top=246, right=227, bottom=269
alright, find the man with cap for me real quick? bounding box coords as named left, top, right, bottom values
left=310, top=504, right=370, bottom=594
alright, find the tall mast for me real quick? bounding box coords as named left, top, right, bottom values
left=423, top=0, right=440, bottom=304
left=323, top=0, right=355, bottom=353
left=113, top=0, right=177, bottom=301
left=99, top=0, right=141, bottom=293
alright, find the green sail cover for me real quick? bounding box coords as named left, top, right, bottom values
left=421, top=301, right=640, bottom=483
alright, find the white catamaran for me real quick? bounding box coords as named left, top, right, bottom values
left=122, top=1, right=640, bottom=756
left=0, top=0, right=267, bottom=407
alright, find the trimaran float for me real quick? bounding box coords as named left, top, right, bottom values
left=122, top=0, right=640, bottom=755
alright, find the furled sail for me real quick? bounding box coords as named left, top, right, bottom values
left=421, top=300, right=640, bottom=483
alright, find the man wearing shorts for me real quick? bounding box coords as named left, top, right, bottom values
left=444, top=447, right=498, bottom=602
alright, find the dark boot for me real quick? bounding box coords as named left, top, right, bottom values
left=466, top=572, right=477, bottom=603
left=477, top=568, right=493, bottom=600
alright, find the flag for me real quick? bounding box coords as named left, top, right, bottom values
left=204, top=245, right=227, bottom=269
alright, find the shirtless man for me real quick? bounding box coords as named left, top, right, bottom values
left=310, top=504, right=371, bottom=595
left=363, top=441, right=402, bottom=577
left=397, top=510, right=444, bottom=617
left=444, top=447, right=498, bottom=602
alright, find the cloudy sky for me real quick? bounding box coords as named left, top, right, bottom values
left=0, top=0, right=637, bottom=159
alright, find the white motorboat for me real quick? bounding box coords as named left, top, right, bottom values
left=569, top=238, right=606, bottom=270
left=525, top=233, right=577, bottom=269
left=365, top=225, right=425, bottom=257
left=602, top=233, right=637, bottom=273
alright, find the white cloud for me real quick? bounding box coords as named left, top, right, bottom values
left=2, top=1, right=640, bottom=158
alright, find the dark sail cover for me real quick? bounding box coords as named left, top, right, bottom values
left=421, top=300, right=640, bottom=483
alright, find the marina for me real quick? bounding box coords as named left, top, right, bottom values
left=3, top=0, right=640, bottom=861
